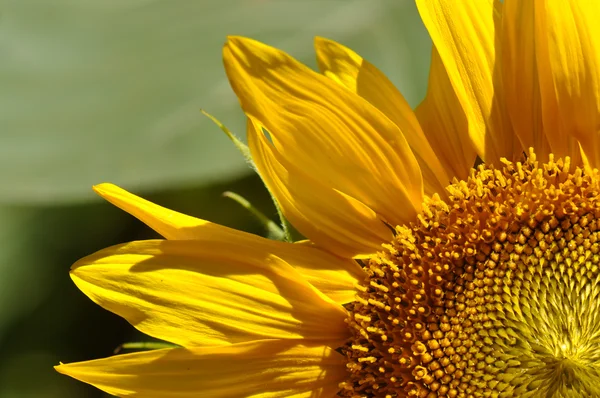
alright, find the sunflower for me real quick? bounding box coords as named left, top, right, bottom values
left=56, top=0, right=600, bottom=396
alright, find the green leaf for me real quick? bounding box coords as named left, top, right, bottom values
left=0, top=0, right=430, bottom=204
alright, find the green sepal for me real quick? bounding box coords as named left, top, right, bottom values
left=223, top=191, right=286, bottom=241
left=203, top=110, right=294, bottom=241
left=113, top=341, right=178, bottom=354
left=201, top=109, right=253, bottom=164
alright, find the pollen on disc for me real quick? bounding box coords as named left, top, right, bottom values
left=340, top=150, right=600, bottom=397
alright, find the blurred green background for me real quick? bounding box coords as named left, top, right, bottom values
left=0, top=0, right=431, bottom=396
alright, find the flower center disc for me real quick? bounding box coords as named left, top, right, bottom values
left=341, top=152, right=600, bottom=397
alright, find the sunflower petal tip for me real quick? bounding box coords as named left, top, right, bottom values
left=69, top=260, right=84, bottom=274
left=54, top=363, right=67, bottom=373
left=92, top=183, right=130, bottom=204
left=225, top=35, right=254, bottom=49
left=314, top=36, right=327, bottom=45
left=92, top=182, right=118, bottom=194
left=313, top=37, right=336, bottom=57
left=70, top=250, right=99, bottom=273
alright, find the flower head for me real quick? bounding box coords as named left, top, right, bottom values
left=57, top=0, right=600, bottom=396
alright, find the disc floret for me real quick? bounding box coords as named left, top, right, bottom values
left=342, top=151, right=600, bottom=397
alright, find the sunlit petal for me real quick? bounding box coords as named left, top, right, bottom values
left=223, top=36, right=423, bottom=232
left=314, top=36, right=449, bottom=195
left=501, top=0, right=552, bottom=161
left=93, top=183, right=364, bottom=303
left=534, top=0, right=600, bottom=167
left=248, top=117, right=392, bottom=259
left=71, top=240, right=349, bottom=347
left=56, top=339, right=346, bottom=397
left=416, top=0, right=521, bottom=164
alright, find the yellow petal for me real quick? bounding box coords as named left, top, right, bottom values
left=223, top=36, right=423, bottom=230
left=416, top=0, right=520, bottom=164
left=314, top=37, right=449, bottom=196
left=415, top=48, right=477, bottom=181
left=501, top=0, right=552, bottom=161
left=247, top=117, right=392, bottom=259
left=56, top=339, right=346, bottom=397
left=71, top=240, right=349, bottom=348
left=93, top=183, right=364, bottom=304
left=534, top=0, right=600, bottom=167
left=292, top=240, right=363, bottom=304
